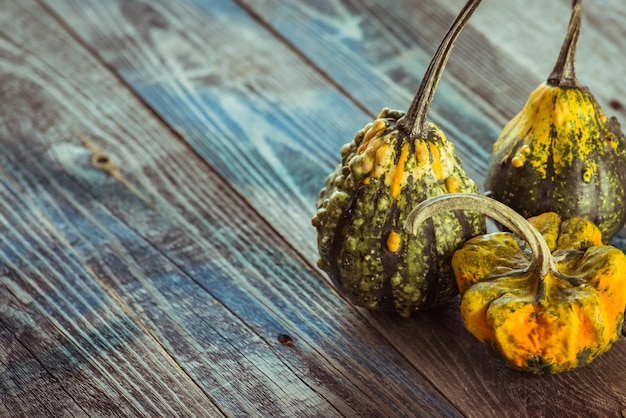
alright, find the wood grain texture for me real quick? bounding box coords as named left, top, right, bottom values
left=0, top=307, right=87, bottom=417
left=2, top=0, right=625, bottom=416
left=40, top=0, right=372, bottom=260
left=37, top=0, right=626, bottom=416
left=0, top=168, right=225, bottom=417
left=1, top=1, right=461, bottom=416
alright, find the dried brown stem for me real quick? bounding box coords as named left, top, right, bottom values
left=548, top=0, right=582, bottom=87
left=404, top=194, right=556, bottom=283
left=397, top=0, right=482, bottom=139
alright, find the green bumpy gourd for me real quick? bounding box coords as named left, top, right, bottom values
left=312, top=0, right=485, bottom=317
left=312, top=109, right=484, bottom=316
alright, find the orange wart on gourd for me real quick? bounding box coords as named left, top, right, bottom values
left=312, top=0, right=485, bottom=317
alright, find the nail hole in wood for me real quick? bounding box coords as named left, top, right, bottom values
left=278, top=334, right=293, bottom=347
left=609, top=99, right=624, bottom=112
left=92, top=152, right=112, bottom=169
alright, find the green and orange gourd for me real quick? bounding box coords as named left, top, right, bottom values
left=405, top=194, right=626, bottom=374
left=312, top=0, right=485, bottom=317
left=484, top=0, right=626, bottom=242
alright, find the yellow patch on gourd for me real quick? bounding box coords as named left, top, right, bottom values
left=415, top=141, right=429, bottom=164
left=429, top=142, right=444, bottom=180
left=492, top=83, right=605, bottom=179
left=357, top=118, right=388, bottom=154
left=484, top=273, right=603, bottom=370
left=353, top=120, right=468, bottom=203
left=390, top=143, right=409, bottom=199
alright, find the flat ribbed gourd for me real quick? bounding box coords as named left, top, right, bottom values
left=405, top=194, right=626, bottom=374
left=312, top=0, right=485, bottom=317
left=484, top=0, right=626, bottom=242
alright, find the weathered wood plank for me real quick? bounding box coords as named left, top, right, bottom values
left=236, top=0, right=502, bottom=170
left=441, top=0, right=626, bottom=113
left=0, top=307, right=87, bottom=417
left=36, top=0, right=626, bottom=417
left=40, top=0, right=374, bottom=260
left=0, top=178, right=225, bottom=417
left=1, top=1, right=461, bottom=416
left=0, top=159, right=339, bottom=417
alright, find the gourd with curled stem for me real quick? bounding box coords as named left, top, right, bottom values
left=484, top=0, right=626, bottom=242
left=405, top=194, right=626, bottom=374
left=312, top=0, right=485, bottom=317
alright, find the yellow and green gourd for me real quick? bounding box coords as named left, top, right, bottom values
left=405, top=194, right=626, bottom=374
left=484, top=0, right=626, bottom=242
left=312, top=0, right=485, bottom=317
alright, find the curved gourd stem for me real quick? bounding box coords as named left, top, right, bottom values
left=547, top=0, right=582, bottom=87
left=397, top=0, right=482, bottom=140
left=404, top=194, right=556, bottom=282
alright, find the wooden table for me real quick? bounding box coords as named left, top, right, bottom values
left=2, top=0, right=626, bottom=416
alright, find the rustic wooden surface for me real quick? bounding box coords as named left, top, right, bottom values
left=1, top=0, right=626, bottom=416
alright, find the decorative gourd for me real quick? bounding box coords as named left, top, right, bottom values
left=405, top=194, right=626, bottom=374
left=311, top=0, right=485, bottom=317
left=484, top=0, right=626, bottom=242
